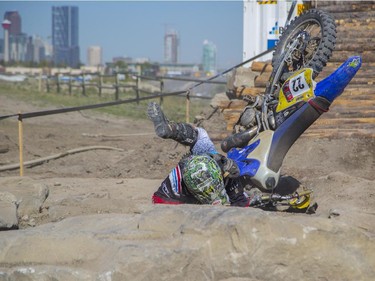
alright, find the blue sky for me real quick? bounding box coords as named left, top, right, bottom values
left=0, top=1, right=244, bottom=69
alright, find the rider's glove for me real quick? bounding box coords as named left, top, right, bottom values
left=211, top=154, right=240, bottom=178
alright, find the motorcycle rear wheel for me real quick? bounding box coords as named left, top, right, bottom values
left=272, top=9, right=337, bottom=79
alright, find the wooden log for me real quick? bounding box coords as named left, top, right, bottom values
left=314, top=117, right=375, bottom=126
left=335, top=38, right=375, bottom=45
left=330, top=51, right=375, bottom=62
left=323, top=110, right=375, bottom=118
left=332, top=10, right=375, bottom=20
left=339, top=88, right=375, bottom=95
left=335, top=31, right=375, bottom=40
left=326, top=62, right=375, bottom=68
left=337, top=25, right=375, bottom=32
left=336, top=17, right=375, bottom=26
left=251, top=61, right=273, bottom=73
left=319, top=69, right=375, bottom=79
left=345, top=77, right=375, bottom=85
left=236, top=86, right=264, bottom=97
left=361, top=51, right=375, bottom=62
left=334, top=43, right=375, bottom=52
left=254, top=73, right=270, bottom=88
left=333, top=95, right=375, bottom=101
left=332, top=99, right=375, bottom=107
left=318, top=3, right=375, bottom=13
left=302, top=129, right=375, bottom=139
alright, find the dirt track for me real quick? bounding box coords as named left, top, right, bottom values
left=0, top=93, right=374, bottom=232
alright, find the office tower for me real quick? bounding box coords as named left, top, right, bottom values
left=87, top=46, right=102, bottom=67
left=202, top=40, right=217, bottom=74
left=23, top=35, right=46, bottom=63
left=52, top=6, right=80, bottom=67
left=164, top=29, right=178, bottom=64
left=4, top=11, right=21, bottom=35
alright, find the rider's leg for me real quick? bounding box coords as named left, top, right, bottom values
left=147, top=102, right=197, bottom=146
left=147, top=102, right=217, bottom=154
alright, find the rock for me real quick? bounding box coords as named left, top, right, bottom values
left=0, top=177, right=49, bottom=218
left=329, top=209, right=341, bottom=218
left=27, top=218, right=36, bottom=227
left=0, top=192, right=18, bottom=230
left=0, top=206, right=374, bottom=280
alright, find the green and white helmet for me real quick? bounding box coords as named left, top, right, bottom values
left=182, top=154, right=228, bottom=205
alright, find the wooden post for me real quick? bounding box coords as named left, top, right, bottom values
left=38, top=70, right=42, bottom=92
left=56, top=73, right=60, bottom=93
left=160, top=79, right=164, bottom=106
left=68, top=73, right=72, bottom=95
left=18, top=113, right=24, bottom=176
left=46, top=76, right=50, bottom=93
left=115, top=74, right=119, bottom=100
left=98, top=73, right=102, bottom=97
left=186, top=91, right=190, bottom=123
left=82, top=73, right=86, bottom=96
left=136, top=76, right=140, bottom=103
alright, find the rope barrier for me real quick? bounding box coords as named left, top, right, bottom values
left=0, top=46, right=275, bottom=121
left=0, top=0, right=298, bottom=122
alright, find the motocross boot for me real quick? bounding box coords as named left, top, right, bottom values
left=147, top=102, right=198, bottom=147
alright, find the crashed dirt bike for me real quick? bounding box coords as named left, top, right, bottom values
left=220, top=9, right=362, bottom=209
left=249, top=188, right=313, bottom=212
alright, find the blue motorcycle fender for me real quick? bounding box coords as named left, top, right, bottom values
left=315, top=56, right=362, bottom=102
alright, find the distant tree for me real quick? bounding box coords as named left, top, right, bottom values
left=141, top=62, right=158, bottom=76
left=114, top=60, right=127, bottom=73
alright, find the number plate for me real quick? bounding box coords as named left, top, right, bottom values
left=276, top=68, right=315, bottom=113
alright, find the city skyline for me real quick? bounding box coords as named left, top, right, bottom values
left=0, top=1, right=243, bottom=69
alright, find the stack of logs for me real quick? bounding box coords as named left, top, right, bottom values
left=215, top=1, right=375, bottom=138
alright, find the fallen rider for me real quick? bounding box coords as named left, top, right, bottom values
left=147, top=102, right=261, bottom=207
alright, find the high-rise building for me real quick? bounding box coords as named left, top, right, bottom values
left=202, top=40, right=217, bottom=74
left=52, top=6, right=80, bottom=67
left=22, top=35, right=47, bottom=63
left=164, top=29, right=178, bottom=64
left=4, top=11, right=21, bottom=35
left=87, top=46, right=102, bottom=67
left=9, top=32, right=27, bottom=61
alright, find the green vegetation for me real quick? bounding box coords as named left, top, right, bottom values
left=0, top=78, right=212, bottom=122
